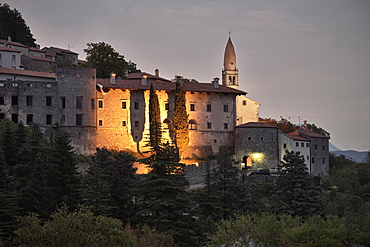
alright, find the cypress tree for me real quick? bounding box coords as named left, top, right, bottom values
left=173, top=81, right=189, bottom=157
left=149, top=84, right=162, bottom=150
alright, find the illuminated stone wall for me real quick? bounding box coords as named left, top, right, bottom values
left=235, top=124, right=279, bottom=169
left=95, top=86, right=237, bottom=158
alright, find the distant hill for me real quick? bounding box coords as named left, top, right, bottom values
left=329, top=142, right=368, bottom=163
left=331, top=150, right=368, bottom=163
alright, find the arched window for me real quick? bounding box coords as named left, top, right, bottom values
left=229, top=76, right=232, bottom=82
left=242, top=156, right=252, bottom=168
left=233, top=76, right=236, bottom=82
left=163, top=118, right=172, bottom=129
left=189, top=119, right=197, bottom=130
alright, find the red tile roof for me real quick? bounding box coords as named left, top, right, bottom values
left=96, top=78, right=247, bottom=95
left=297, top=127, right=329, bottom=139
left=236, top=122, right=277, bottom=128
left=0, top=47, right=21, bottom=52
left=22, top=54, right=55, bottom=62
left=0, top=39, right=29, bottom=48
left=48, top=47, right=79, bottom=55
left=127, top=72, right=171, bottom=82
left=0, top=68, right=55, bottom=79
left=288, top=134, right=309, bottom=141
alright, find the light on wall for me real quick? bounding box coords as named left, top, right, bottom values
left=251, top=153, right=263, bottom=162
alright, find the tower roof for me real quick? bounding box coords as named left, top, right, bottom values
left=223, top=37, right=236, bottom=71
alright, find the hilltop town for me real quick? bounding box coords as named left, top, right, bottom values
left=0, top=35, right=329, bottom=175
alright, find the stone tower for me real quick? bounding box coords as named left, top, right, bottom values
left=222, top=36, right=239, bottom=89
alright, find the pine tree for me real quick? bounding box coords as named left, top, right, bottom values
left=46, top=131, right=82, bottom=212
left=84, top=148, right=137, bottom=223
left=149, top=84, right=162, bottom=150
left=133, top=142, right=198, bottom=246
left=173, top=81, right=189, bottom=157
left=0, top=150, right=19, bottom=243
left=273, top=150, right=322, bottom=218
left=0, top=3, right=37, bottom=47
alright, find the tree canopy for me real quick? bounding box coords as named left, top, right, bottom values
left=82, top=42, right=140, bottom=79
left=0, top=3, right=37, bottom=47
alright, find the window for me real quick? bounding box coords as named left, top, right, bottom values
left=91, top=98, right=95, bottom=109
left=0, top=113, right=5, bottom=119
left=323, top=158, right=325, bottom=164
left=76, top=114, right=83, bottom=125
left=207, top=122, right=212, bottom=129
left=296, top=142, right=299, bottom=147
left=248, top=137, right=252, bottom=141
left=98, top=120, right=103, bottom=126
left=122, top=101, right=127, bottom=109
left=323, top=145, right=325, bottom=151
left=46, top=96, right=52, bottom=106
left=12, top=55, right=16, bottom=59
left=98, top=99, right=103, bottom=108
left=26, top=114, right=33, bottom=125
left=134, top=121, right=139, bottom=128
left=260, top=137, right=264, bottom=141
left=26, top=96, right=33, bottom=105
left=61, top=97, right=66, bottom=108
left=306, top=143, right=309, bottom=147
left=223, top=104, right=229, bottom=112
left=283, top=143, right=287, bottom=149
left=301, top=143, right=304, bottom=147
left=315, top=144, right=317, bottom=150
left=189, top=119, right=197, bottom=130
left=0, top=96, right=5, bottom=105
left=134, top=102, right=139, bottom=110
left=307, top=155, right=309, bottom=160
left=242, top=100, right=247, bottom=106
left=163, top=118, right=171, bottom=129
left=76, top=96, right=83, bottom=109
left=46, top=115, right=52, bottom=125
left=122, top=121, right=127, bottom=127
left=62, top=115, right=66, bottom=123
left=11, top=96, right=18, bottom=105
left=206, top=104, right=211, bottom=112
left=224, top=123, right=229, bottom=130
left=190, top=103, right=195, bottom=111
left=11, top=114, right=18, bottom=123
left=165, top=103, right=169, bottom=110
left=312, top=157, right=315, bottom=163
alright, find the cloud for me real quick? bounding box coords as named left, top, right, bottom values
left=162, top=6, right=214, bottom=17
left=236, top=10, right=316, bottom=33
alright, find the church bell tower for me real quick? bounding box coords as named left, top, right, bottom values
left=222, top=35, right=239, bottom=89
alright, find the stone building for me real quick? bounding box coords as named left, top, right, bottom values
left=0, top=36, right=329, bottom=174
left=235, top=122, right=279, bottom=169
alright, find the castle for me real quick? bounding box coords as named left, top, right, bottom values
left=0, top=36, right=329, bottom=175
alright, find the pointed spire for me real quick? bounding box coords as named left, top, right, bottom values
left=223, top=36, right=236, bottom=71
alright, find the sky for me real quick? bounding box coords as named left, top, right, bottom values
left=4, top=0, right=370, bottom=151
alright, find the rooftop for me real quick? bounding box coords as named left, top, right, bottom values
left=0, top=67, right=56, bottom=79
left=236, top=122, right=277, bottom=128
left=97, top=78, right=247, bottom=95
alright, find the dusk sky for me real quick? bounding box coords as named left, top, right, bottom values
left=5, top=0, right=370, bottom=151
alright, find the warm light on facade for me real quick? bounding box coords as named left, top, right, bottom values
left=251, top=152, right=263, bottom=161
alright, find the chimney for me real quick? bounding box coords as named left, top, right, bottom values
left=213, top=77, right=220, bottom=88
left=8, top=36, right=11, bottom=42
left=155, top=69, right=159, bottom=77
left=110, top=72, right=116, bottom=85
left=142, top=74, right=147, bottom=86
left=303, top=120, right=307, bottom=127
